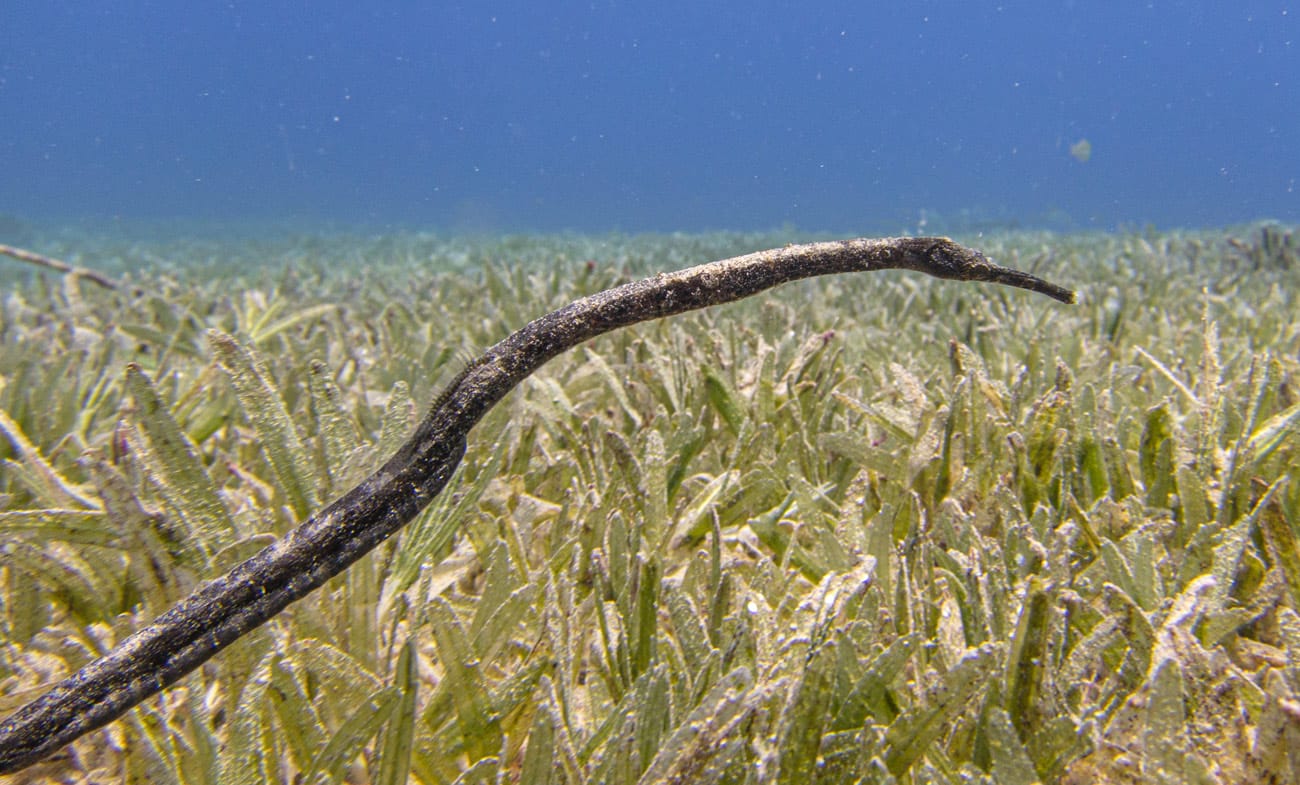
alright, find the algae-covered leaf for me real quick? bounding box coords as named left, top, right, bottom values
left=641, top=428, right=669, bottom=551
left=1143, top=658, right=1214, bottom=784
left=1133, top=345, right=1198, bottom=405
left=0, top=407, right=99, bottom=509
left=1077, top=435, right=1109, bottom=504
left=1202, top=514, right=1256, bottom=645
left=448, top=756, right=499, bottom=785
left=217, top=648, right=277, bottom=785
left=306, top=358, right=363, bottom=493
left=467, top=541, right=526, bottom=642
left=747, top=490, right=827, bottom=581
left=673, top=469, right=735, bottom=544
left=0, top=509, right=115, bottom=547
left=984, top=706, right=1041, bottom=785
left=251, top=302, right=339, bottom=344
left=428, top=597, right=502, bottom=763
left=517, top=699, right=558, bottom=785
left=125, top=362, right=237, bottom=556
left=377, top=379, right=415, bottom=459
left=703, top=365, right=744, bottom=434
left=81, top=449, right=197, bottom=601
left=775, top=642, right=838, bottom=782
left=1247, top=399, right=1300, bottom=466
left=633, top=666, right=672, bottom=777
left=585, top=345, right=644, bottom=430
left=820, top=429, right=903, bottom=477
left=268, top=659, right=328, bottom=774
left=665, top=581, right=713, bottom=675
left=209, top=329, right=319, bottom=519
left=1004, top=579, right=1050, bottom=736
left=836, top=634, right=921, bottom=728
left=118, top=322, right=205, bottom=360
left=1260, top=497, right=1300, bottom=613
left=637, top=667, right=758, bottom=785
left=3, top=538, right=115, bottom=623
left=1099, top=540, right=1141, bottom=611
left=1138, top=403, right=1174, bottom=506
left=1250, top=682, right=1300, bottom=785
left=1176, top=463, right=1211, bottom=531
left=1103, top=583, right=1156, bottom=690
left=375, top=637, right=419, bottom=785
left=1101, top=434, right=1137, bottom=501
left=124, top=704, right=184, bottom=785
left=292, top=638, right=384, bottom=699
left=302, top=687, right=400, bottom=785
left=883, top=643, right=1002, bottom=777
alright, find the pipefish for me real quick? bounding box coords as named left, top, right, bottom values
left=0, top=236, right=1074, bottom=773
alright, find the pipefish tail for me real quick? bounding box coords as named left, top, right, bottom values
left=0, top=236, right=1074, bottom=774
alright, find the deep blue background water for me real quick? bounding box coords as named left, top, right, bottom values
left=2, top=1, right=1297, bottom=234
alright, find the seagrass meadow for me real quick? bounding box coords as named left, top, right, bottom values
left=0, top=226, right=1298, bottom=784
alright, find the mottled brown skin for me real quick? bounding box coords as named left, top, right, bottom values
left=0, top=236, right=1074, bottom=773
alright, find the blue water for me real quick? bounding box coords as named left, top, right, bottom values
left=2, top=1, right=1297, bottom=234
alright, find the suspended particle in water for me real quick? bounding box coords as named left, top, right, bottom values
left=1069, top=138, right=1093, bottom=163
